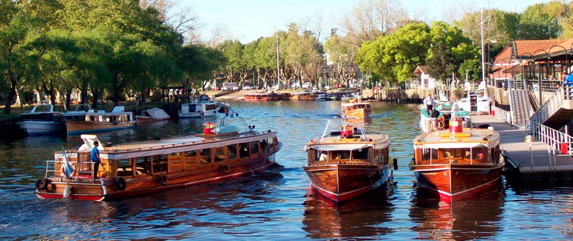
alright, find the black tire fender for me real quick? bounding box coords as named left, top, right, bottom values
left=114, top=177, right=127, bottom=190
left=220, top=164, right=230, bottom=173
left=158, top=175, right=168, bottom=185
left=36, top=178, right=50, bottom=190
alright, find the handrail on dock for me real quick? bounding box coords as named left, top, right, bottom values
left=530, top=121, right=573, bottom=156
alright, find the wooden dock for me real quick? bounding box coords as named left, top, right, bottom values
left=471, top=115, right=573, bottom=181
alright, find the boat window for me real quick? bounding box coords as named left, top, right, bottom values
left=199, top=149, right=212, bottom=164
left=472, top=147, right=489, bottom=163
left=250, top=142, right=259, bottom=155
left=206, top=104, right=217, bottom=111
left=315, top=150, right=328, bottom=162
left=214, top=147, right=226, bottom=162
left=153, top=155, right=168, bottom=173
left=332, top=151, right=350, bottom=160
left=260, top=139, right=268, bottom=152
left=189, top=104, right=196, bottom=112
left=441, top=148, right=471, bottom=162
left=134, top=157, right=152, bottom=175
left=352, top=148, right=369, bottom=160
left=239, top=143, right=250, bottom=158
left=228, top=144, right=238, bottom=160
left=267, top=138, right=275, bottom=146
left=116, top=159, right=133, bottom=176
left=421, top=148, right=439, bottom=162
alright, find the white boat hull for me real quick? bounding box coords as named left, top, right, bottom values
left=17, top=121, right=64, bottom=135
left=178, top=110, right=217, bottom=118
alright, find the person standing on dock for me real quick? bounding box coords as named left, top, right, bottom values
left=91, top=141, right=101, bottom=182
left=423, top=94, right=434, bottom=115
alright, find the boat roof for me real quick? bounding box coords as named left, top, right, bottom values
left=307, top=133, right=390, bottom=150
left=414, top=128, right=499, bottom=148
left=73, top=131, right=276, bottom=160
left=341, top=102, right=370, bottom=106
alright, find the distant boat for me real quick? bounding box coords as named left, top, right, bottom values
left=419, top=103, right=470, bottom=133
left=458, top=91, right=492, bottom=114
left=290, top=92, right=316, bottom=101
left=179, top=100, right=219, bottom=118
left=35, top=113, right=281, bottom=201
left=62, top=104, right=92, bottom=122
left=410, top=119, right=503, bottom=203
left=304, top=119, right=395, bottom=202
left=340, top=98, right=371, bottom=119
left=136, top=107, right=170, bottom=123
left=17, top=104, right=64, bottom=135
left=65, top=106, right=135, bottom=135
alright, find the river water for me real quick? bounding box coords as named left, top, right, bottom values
left=0, top=101, right=571, bottom=240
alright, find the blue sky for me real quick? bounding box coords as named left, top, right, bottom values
left=180, top=0, right=550, bottom=43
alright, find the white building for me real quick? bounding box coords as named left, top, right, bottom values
left=413, top=66, right=438, bottom=89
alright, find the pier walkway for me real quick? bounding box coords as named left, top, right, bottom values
left=471, top=115, right=573, bottom=181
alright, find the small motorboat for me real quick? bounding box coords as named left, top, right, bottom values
left=65, top=106, right=135, bottom=135
left=17, top=104, right=64, bottom=135
left=304, top=119, right=395, bottom=202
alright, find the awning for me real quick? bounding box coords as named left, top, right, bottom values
left=307, top=144, right=371, bottom=151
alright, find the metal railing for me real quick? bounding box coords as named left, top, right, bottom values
left=492, top=105, right=512, bottom=124
left=44, top=160, right=99, bottom=179
left=530, top=121, right=573, bottom=156
left=529, top=85, right=566, bottom=133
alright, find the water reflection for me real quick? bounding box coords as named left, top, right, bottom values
left=302, top=184, right=394, bottom=239
left=409, top=181, right=505, bottom=240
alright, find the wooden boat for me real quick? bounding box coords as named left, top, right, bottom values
left=17, top=104, right=64, bottom=135
left=62, top=104, right=92, bottom=122
left=136, top=107, right=170, bottom=123
left=340, top=101, right=371, bottom=119
left=304, top=119, right=395, bottom=202
left=290, top=92, right=316, bottom=101
left=244, top=93, right=275, bottom=102
left=65, top=106, right=135, bottom=135
left=409, top=117, right=503, bottom=203
left=35, top=117, right=281, bottom=201
left=419, top=103, right=470, bottom=133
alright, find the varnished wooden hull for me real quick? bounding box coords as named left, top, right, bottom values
left=37, top=151, right=278, bottom=201
left=303, top=164, right=392, bottom=202
left=410, top=162, right=503, bottom=202
left=341, top=108, right=371, bottom=119
left=66, top=120, right=135, bottom=135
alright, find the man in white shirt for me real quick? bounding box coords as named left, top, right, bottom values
left=423, top=94, right=434, bottom=115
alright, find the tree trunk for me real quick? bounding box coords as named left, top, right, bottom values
left=3, top=83, right=16, bottom=114
left=112, top=73, right=120, bottom=106
left=81, top=78, right=88, bottom=104
left=92, top=91, right=99, bottom=109
left=65, top=88, right=72, bottom=111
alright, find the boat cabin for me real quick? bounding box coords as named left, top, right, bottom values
left=53, top=134, right=280, bottom=181
left=413, top=128, right=501, bottom=166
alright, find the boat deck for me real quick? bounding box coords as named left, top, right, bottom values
left=471, top=115, right=573, bottom=179
left=415, top=128, right=498, bottom=143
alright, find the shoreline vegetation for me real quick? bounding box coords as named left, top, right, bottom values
left=2, top=1, right=568, bottom=117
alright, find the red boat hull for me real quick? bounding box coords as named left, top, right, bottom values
left=304, top=164, right=392, bottom=202
left=411, top=163, right=503, bottom=203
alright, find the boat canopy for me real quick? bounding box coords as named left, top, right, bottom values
left=308, top=144, right=371, bottom=151
left=143, top=107, right=170, bottom=119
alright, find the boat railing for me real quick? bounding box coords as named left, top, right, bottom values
left=44, top=160, right=103, bottom=180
